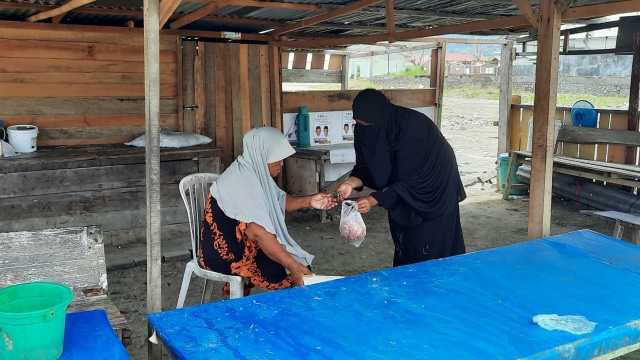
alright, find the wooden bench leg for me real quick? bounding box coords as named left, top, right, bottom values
left=613, top=220, right=624, bottom=239
left=502, top=153, right=518, bottom=200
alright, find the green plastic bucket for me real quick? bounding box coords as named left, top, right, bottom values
left=0, top=282, right=73, bottom=360
left=497, top=154, right=528, bottom=195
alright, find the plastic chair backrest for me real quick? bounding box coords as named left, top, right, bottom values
left=179, top=173, right=219, bottom=263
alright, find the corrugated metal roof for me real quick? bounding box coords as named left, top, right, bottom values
left=0, top=0, right=633, bottom=45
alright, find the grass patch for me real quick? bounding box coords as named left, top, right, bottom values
left=447, top=87, right=628, bottom=109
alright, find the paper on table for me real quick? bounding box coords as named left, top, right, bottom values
left=303, top=275, right=344, bottom=286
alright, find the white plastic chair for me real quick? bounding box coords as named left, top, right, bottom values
left=176, top=173, right=245, bottom=308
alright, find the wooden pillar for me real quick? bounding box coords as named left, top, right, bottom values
left=341, top=54, right=350, bottom=90
left=528, top=0, right=561, bottom=239
left=498, top=41, right=514, bottom=155
left=269, top=42, right=282, bottom=130
left=626, top=32, right=640, bottom=165
left=143, top=0, right=162, bottom=357
left=432, top=43, right=445, bottom=128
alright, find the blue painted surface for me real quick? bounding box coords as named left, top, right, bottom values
left=148, top=230, right=640, bottom=360
left=61, top=309, right=130, bottom=359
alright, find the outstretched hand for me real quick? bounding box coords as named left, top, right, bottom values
left=310, top=192, right=339, bottom=210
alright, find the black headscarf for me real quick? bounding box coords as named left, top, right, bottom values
left=352, top=89, right=397, bottom=188
left=351, top=89, right=466, bottom=225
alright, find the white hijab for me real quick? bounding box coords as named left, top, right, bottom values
left=210, top=126, right=314, bottom=266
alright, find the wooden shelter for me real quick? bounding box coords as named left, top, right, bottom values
left=0, top=0, right=638, bottom=357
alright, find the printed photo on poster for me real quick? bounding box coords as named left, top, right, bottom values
left=342, top=110, right=355, bottom=142
left=285, top=119, right=297, bottom=146
left=312, top=112, right=331, bottom=145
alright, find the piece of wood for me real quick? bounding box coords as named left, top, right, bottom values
left=0, top=227, right=129, bottom=342
left=194, top=41, right=206, bottom=135
left=556, top=126, right=640, bottom=147
left=282, top=69, right=342, bottom=83
left=282, top=89, right=436, bottom=113
left=327, top=54, right=343, bottom=70
left=269, top=43, right=282, bottom=131
left=498, top=41, right=514, bottom=155
left=528, top=0, right=561, bottom=239
left=0, top=97, right=177, bottom=116
left=292, top=53, right=307, bottom=69
left=271, top=0, right=382, bottom=36
left=203, top=42, right=216, bottom=140
left=260, top=45, right=272, bottom=127
left=248, top=44, right=265, bottom=129
left=214, top=43, right=232, bottom=168
left=310, top=53, right=325, bottom=69
left=608, top=113, right=630, bottom=164
left=169, top=0, right=232, bottom=29
left=26, top=0, right=95, bottom=22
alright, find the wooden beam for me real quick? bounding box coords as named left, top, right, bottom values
left=511, top=0, right=538, bottom=27
left=275, top=15, right=529, bottom=48
left=51, top=0, right=72, bottom=24
left=358, top=6, right=500, bottom=21
left=498, top=41, right=514, bottom=155
left=626, top=32, right=640, bottom=165
left=528, top=0, right=561, bottom=239
left=169, top=0, right=232, bottom=29
left=159, top=0, right=182, bottom=29
left=207, top=0, right=322, bottom=11
left=562, top=0, right=640, bottom=21
left=270, top=0, right=384, bottom=36
left=26, top=0, right=95, bottom=22
left=555, top=0, right=575, bottom=13
left=385, top=0, right=396, bottom=43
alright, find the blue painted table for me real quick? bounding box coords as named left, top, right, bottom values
left=148, top=230, right=640, bottom=359
left=61, top=309, right=130, bottom=359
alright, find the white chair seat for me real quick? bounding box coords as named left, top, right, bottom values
left=176, top=173, right=245, bottom=308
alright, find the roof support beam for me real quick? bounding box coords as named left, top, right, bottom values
left=270, top=0, right=384, bottom=36
left=159, top=0, right=182, bottom=28
left=528, top=0, right=561, bottom=239
left=170, top=0, right=233, bottom=29
left=385, top=0, right=396, bottom=43
left=511, top=0, right=538, bottom=27
left=26, top=0, right=95, bottom=22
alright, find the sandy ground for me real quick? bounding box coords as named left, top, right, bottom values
left=107, top=96, right=640, bottom=360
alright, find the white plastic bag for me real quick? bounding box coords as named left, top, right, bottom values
left=532, top=314, right=597, bottom=335
left=339, top=200, right=366, bottom=247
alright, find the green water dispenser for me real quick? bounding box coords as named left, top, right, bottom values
left=295, top=106, right=310, bottom=148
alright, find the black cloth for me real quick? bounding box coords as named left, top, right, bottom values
left=350, top=89, right=466, bottom=265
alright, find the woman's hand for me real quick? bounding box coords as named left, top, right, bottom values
left=310, top=193, right=338, bottom=210
left=335, top=176, right=363, bottom=200
left=287, top=261, right=314, bottom=286
left=356, top=195, right=378, bottom=213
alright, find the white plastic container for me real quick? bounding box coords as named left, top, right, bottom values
left=7, top=125, right=39, bottom=153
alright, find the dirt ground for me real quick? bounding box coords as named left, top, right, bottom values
left=107, top=96, right=640, bottom=360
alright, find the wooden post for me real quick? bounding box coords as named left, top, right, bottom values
left=143, top=0, right=162, bottom=358
left=341, top=54, right=350, bottom=90
left=434, top=43, right=445, bottom=128
left=528, top=0, right=561, bottom=239
left=626, top=32, right=640, bottom=165
left=498, top=41, right=514, bottom=156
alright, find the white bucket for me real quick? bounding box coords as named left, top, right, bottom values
left=7, top=125, right=39, bottom=153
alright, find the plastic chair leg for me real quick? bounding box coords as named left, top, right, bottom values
left=228, top=277, right=244, bottom=299
left=201, top=279, right=215, bottom=304
left=176, top=261, right=196, bottom=309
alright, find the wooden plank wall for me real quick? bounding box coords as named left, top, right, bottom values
left=282, top=89, right=437, bottom=113
left=508, top=104, right=633, bottom=165
left=182, top=41, right=274, bottom=167
left=0, top=23, right=179, bottom=146
left=281, top=51, right=344, bottom=84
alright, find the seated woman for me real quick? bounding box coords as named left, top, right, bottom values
left=200, top=126, right=338, bottom=295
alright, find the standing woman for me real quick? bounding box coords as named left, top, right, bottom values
left=200, top=126, right=337, bottom=294
left=336, top=89, right=466, bottom=267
